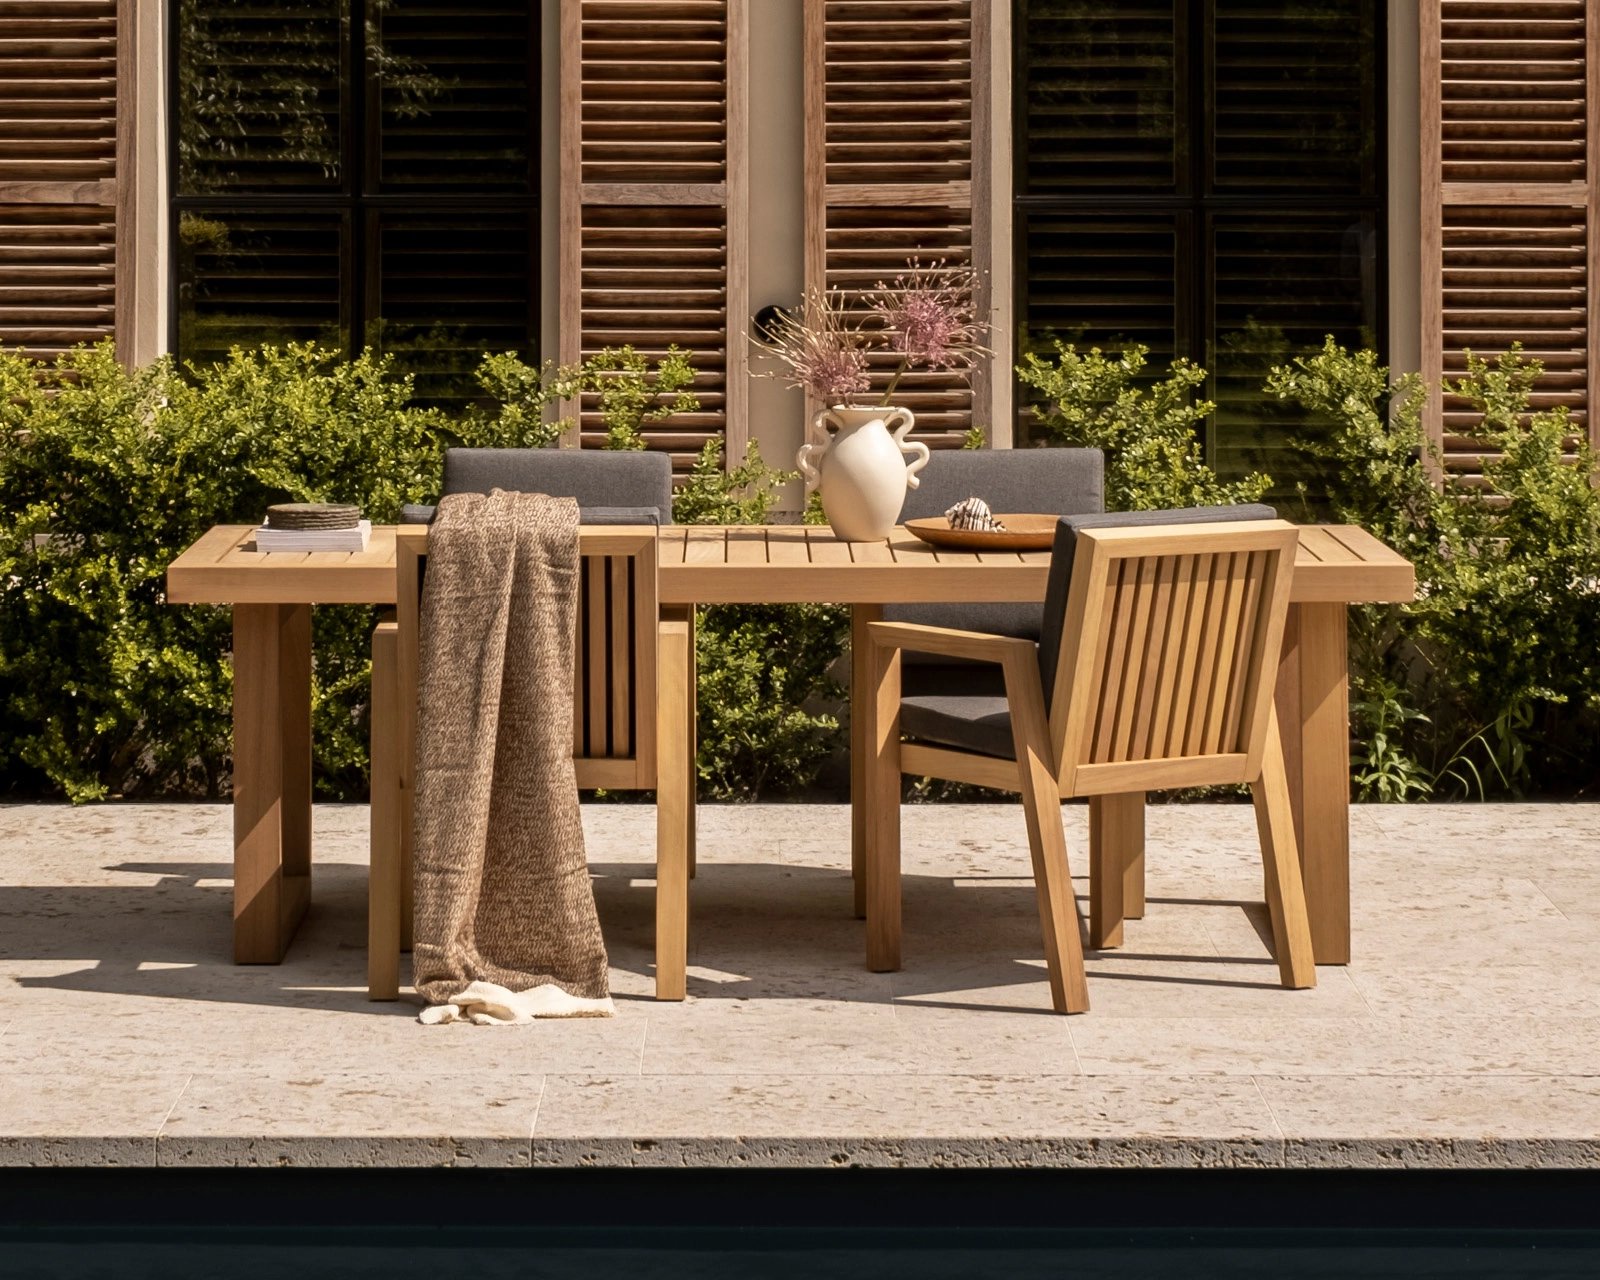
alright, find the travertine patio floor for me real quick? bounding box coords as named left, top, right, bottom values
left=1, top=801, right=1597, bottom=1169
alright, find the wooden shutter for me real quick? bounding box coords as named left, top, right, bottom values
left=559, top=0, right=747, bottom=469
left=803, top=0, right=993, bottom=447
left=1420, top=0, right=1597, bottom=483
left=0, top=0, right=134, bottom=360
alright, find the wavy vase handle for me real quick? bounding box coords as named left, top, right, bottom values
left=798, top=408, right=842, bottom=494
left=886, top=407, right=930, bottom=490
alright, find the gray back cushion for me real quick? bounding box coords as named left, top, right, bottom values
left=441, top=448, right=674, bottom=523
left=886, top=448, right=1104, bottom=643
left=1037, top=503, right=1278, bottom=706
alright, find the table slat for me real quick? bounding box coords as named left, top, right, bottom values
left=659, top=526, right=689, bottom=564
left=683, top=529, right=727, bottom=564
left=766, top=527, right=810, bottom=564
left=843, top=536, right=891, bottom=565
left=726, top=527, right=768, bottom=566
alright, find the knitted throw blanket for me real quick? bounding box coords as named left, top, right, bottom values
left=412, top=490, right=612, bottom=1024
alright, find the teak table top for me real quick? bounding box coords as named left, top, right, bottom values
left=166, top=522, right=1416, bottom=608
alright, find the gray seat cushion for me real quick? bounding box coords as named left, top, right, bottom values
left=898, top=502, right=1279, bottom=761
left=901, top=694, right=1015, bottom=760
left=439, top=448, right=675, bottom=523
left=886, top=448, right=1104, bottom=649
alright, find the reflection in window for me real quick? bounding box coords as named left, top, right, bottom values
left=1014, top=0, right=1382, bottom=501
left=171, top=0, right=537, bottom=405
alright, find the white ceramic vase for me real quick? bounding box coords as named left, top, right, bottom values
left=796, top=405, right=930, bottom=542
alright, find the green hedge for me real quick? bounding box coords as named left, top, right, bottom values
left=1023, top=338, right=1600, bottom=799
left=0, top=341, right=845, bottom=802
left=7, top=336, right=1596, bottom=804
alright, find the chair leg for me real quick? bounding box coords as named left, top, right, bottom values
left=1005, top=656, right=1090, bottom=1014
left=654, top=613, right=692, bottom=1001
left=1085, top=798, right=1119, bottom=949
left=367, top=623, right=401, bottom=1001
left=399, top=783, right=414, bottom=953
left=1252, top=709, right=1317, bottom=990
left=1089, top=792, right=1146, bottom=946
left=865, top=636, right=902, bottom=972
left=1122, top=792, right=1146, bottom=920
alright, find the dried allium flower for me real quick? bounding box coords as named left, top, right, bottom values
left=870, top=258, right=990, bottom=374
left=754, top=287, right=872, bottom=405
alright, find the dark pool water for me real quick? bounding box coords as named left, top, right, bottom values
left=6, top=1169, right=1597, bottom=1278
left=6, top=1230, right=1600, bottom=1280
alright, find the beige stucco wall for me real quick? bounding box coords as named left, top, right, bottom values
left=746, top=0, right=808, bottom=508
left=129, top=0, right=167, bottom=363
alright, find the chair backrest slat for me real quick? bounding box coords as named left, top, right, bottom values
left=1049, top=522, right=1298, bottom=795
left=1088, top=565, right=1123, bottom=763
left=609, top=556, right=634, bottom=759
left=1161, top=552, right=1209, bottom=760
left=585, top=557, right=609, bottom=755
left=1217, top=550, right=1266, bottom=752
left=1183, top=551, right=1230, bottom=758
left=1145, top=555, right=1191, bottom=761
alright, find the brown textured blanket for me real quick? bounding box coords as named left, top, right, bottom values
left=411, top=489, right=611, bottom=1022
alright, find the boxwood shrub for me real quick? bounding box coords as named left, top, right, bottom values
left=0, top=340, right=845, bottom=802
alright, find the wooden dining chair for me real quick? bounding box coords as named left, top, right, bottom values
left=862, top=517, right=1317, bottom=1014
left=847, top=448, right=1105, bottom=916
left=366, top=523, right=693, bottom=1002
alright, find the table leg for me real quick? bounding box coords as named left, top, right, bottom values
left=850, top=603, right=882, bottom=919
left=686, top=606, right=698, bottom=880
left=231, top=603, right=312, bottom=964
left=1275, top=602, right=1351, bottom=965
left=654, top=607, right=692, bottom=1001
left=864, top=632, right=901, bottom=972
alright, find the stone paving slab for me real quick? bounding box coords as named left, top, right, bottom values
left=1, top=802, right=1598, bottom=1169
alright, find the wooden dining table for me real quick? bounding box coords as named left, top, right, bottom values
left=167, top=521, right=1413, bottom=968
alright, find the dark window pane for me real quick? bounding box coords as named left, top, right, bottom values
left=1019, top=212, right=1181, bottom=359
left=1209, top=212, right=1377, bottom=496
left=176, top=211, right=347, bottom=365
left=1018, top=0, right=1182, bottom=193
left=371, top=0, right=536, bottom=191
left=1017, top=212, right=1182, bottom=445
left=1211, top=0, right=1378, bottom=194
left=369, top=212, right=534, bottom=405
left=175, top=0, right=346, bottom=193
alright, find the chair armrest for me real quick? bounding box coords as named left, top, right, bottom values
left=866, top=620, right=1036, bottom=666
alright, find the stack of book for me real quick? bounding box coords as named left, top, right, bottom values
left=255, top=503, right=371, bottom=552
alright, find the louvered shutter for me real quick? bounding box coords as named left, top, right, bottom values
left=560, top=0, right=747, bottom=468
left=803, top=0, right=993, bottom=447
left=1420, top=0, right=1597, bottom=482
left=0, top=0, right=131, bottom=359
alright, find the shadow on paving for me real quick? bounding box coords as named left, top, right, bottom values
left=2, top=855, right=1291, bottom=1014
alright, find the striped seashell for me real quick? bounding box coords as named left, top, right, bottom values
left=945, top=496, right=1007, bottom=532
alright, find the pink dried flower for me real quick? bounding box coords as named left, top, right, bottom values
left=870, top=259, right=990, bottom=375
left=754, top=287, right=872, bottom=404
left=751, top=260, right=991, bottom=408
